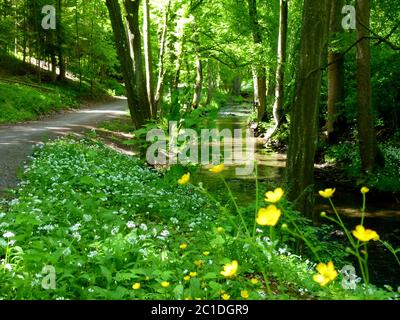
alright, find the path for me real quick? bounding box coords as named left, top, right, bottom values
left=0, top=97, right=128, bottom=194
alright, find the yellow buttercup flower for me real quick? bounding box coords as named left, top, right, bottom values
left=256, top=205, right=281, bottom=227
left=132, top=283, right=141, bottom=290
left=220, top=260, right=238, bottom=278
left=250, top=278, right=258, bottom=285
left=352, top=225, right=379, bottom=242
left=161, top=281, right=170, bottom=288
left=221, top=293, right=230, bottom=300
left=361, top=187, right=369, bottom=194
left=319, top=188, right=336, bottom=198
left=178, top=172, right=190, bottom=185
left=265, top=187, right=284, bottom=203
left=216, top=227, right=224, bottom=233
left=241, top=290, right=249, bottom=299
left=313, top=261, right=338, bottom=286
left=203, top=251, right=210, bottom=256
left=189, top=272, right=198, bottom=277
left=179, top=243, right=188, bottom=249
left=194, top=260, right=204, bottom=267
left=184, top=275, right=191, bottom=281
left=209, top=164, right=225, bottom=173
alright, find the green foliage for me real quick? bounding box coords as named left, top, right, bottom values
left=0, top=139, right=398, bottom=300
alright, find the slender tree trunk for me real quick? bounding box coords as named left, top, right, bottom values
left=143, top=0, right=155, bottom=116
left=154, top=0, right=170, bottom=111
left=247, top=0, right=266, bottom=121
left=270, top=0, right=288, bottom=135
left=327, top=0, right=346, bottom=144
left=124, top=0, right=151, bottom=120
left=286, top=0, right=331, bottom=221
left=356, top=0, right=378, bottom=173
left=232, top=76, right=241, bottom=96
left=57, top=0, right=66, bottom=81
left=105, top=0, right=145, bottom=128
left=192, top=55, right=203, bottom=109
left=206, top=59, right=214, bottom=104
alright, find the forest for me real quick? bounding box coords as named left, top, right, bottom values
left=0, top=0, right=399, bottom=301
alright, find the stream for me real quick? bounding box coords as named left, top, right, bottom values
left=195, top=101, right=400, bottom=289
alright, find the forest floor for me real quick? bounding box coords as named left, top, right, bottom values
left=0, top=97, right=128, bottom=194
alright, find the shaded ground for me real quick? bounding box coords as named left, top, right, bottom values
left=0, top=97, right=128, bottom=194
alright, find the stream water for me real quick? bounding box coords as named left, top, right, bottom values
left=195, top=102, right=400, bottom=289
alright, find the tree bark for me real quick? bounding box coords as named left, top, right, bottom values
left=286, top=0, right=331, bottom=221
left=56, top=0, right=66, bottom=81
left=124, top=0, right=151, bottom=120
left=143, top=0, right=155, bottom=116
left=356, top=0, right=378, bottom=172
left=154, top=0, right=170, bottom=112
left=105, top=0, right=145, bottom=128
left=232, top=76, right=241, bottom=96
left=192, top=55, right=203, bottom=109
left=247, top=0, right=266, bottom=121
left=327, top=0, right=346, bottom=144
left=268, top=0, right=288, bottom=137
left=206, top=59, right=214, bottom=104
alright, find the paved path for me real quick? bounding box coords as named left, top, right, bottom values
left=0, top=98, right=128, bottom=194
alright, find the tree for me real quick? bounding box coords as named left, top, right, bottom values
left=356, top=0, right=379, bottom=173
left=327, top=0, right=345, bottom=144
left=105, top=0, right=145, bottom=128
left=247, top=0, right=266, bottom=121
left=267, top=0, right=288, bottom=139
left=143, top=0, right=155, bottom=116
left=286, top=0, right=331, bottom=220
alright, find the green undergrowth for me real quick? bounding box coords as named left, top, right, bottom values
left=0, top=138, right=398, bottom=300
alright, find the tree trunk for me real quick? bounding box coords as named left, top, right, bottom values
left=327, top=0, right=346, bottom=144
left=105, top=0, right=145, bottom=128
left=356, top=0, right=378, bottom=173
left=154, top=0, right=170, bottom=112
left=247, top=0, right=266, bottom=121
left=286, top=0, right=330, bottom=221
left=232, top=76, right=241, bottom=96
left=56, top=0, right=66, bottom=81
left=192, top=55, right=203, bottom=109
left=271, top=0, right=288, bottom=134
left=124, top=0, right=151, bottom=120
left=143, top=0, right=155, bottom=117
left=206, top=59, right=214, bottom=105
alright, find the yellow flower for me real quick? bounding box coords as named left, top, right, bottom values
left=132, top=283, right=141, bottom=290
left=221, top=293, right=230, bottom=300
left=256, top=205, right=281, bottom=227
left=241, top=290, right=249, bottom=299
left=194, top=260, right=204, bottom=267
left=250, top=278, right=258, bottom=285
left=352, top=225, right=379, bottom=242
left=189, top=272, right=198, bottom=277
left=361, top=187, right=370, bottom=194
left=178, top=172, right=190, bottom=185
left=220, top=260, right=238, bottom=278
left=209, top=164, right=225, bottom=173
left=319, top=188, right=336, bottom=198
left=216, top=227, right=224, bottom=233
left=264, top=187, right=284, bottom=203
left=184, top=297, right=192, bottom=300
left=203, top=251, right=210, bottom=256
left=184, top=275, right=191, bottom=281
left=313, top=261, right=338, bottom=286
left=179, top=243, right=188, bottom=249
left=161, top=281, right=170, bottom=288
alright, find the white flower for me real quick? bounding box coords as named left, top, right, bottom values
left=4, top=263, right=12, bottom=271
left=72, top=232, right=81, bottom=241
left=83, top=214, right=92, bottom=222
left=111, top=227, right=119, bottom=235
left=3, top=231, right=15, bottom=239
left=160, top=230, right=169, bottom=237
left=63, top=248, right=71, bottom=256
left=278, top=247, right=287, bottom=255
left=70, top=223, right=81, bottom=232
left=139, top=223, right=148, bottom=231
left=88, top=251, right=97, bottom=258
left=126, top=221, right=136, bottom=229
left=256, top=228, right=263, bottom=233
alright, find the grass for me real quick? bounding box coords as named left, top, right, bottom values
left=0, top=137, right=399, bottom=300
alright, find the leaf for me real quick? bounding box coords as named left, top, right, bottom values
left=173, top=284, right=184, bottom=299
